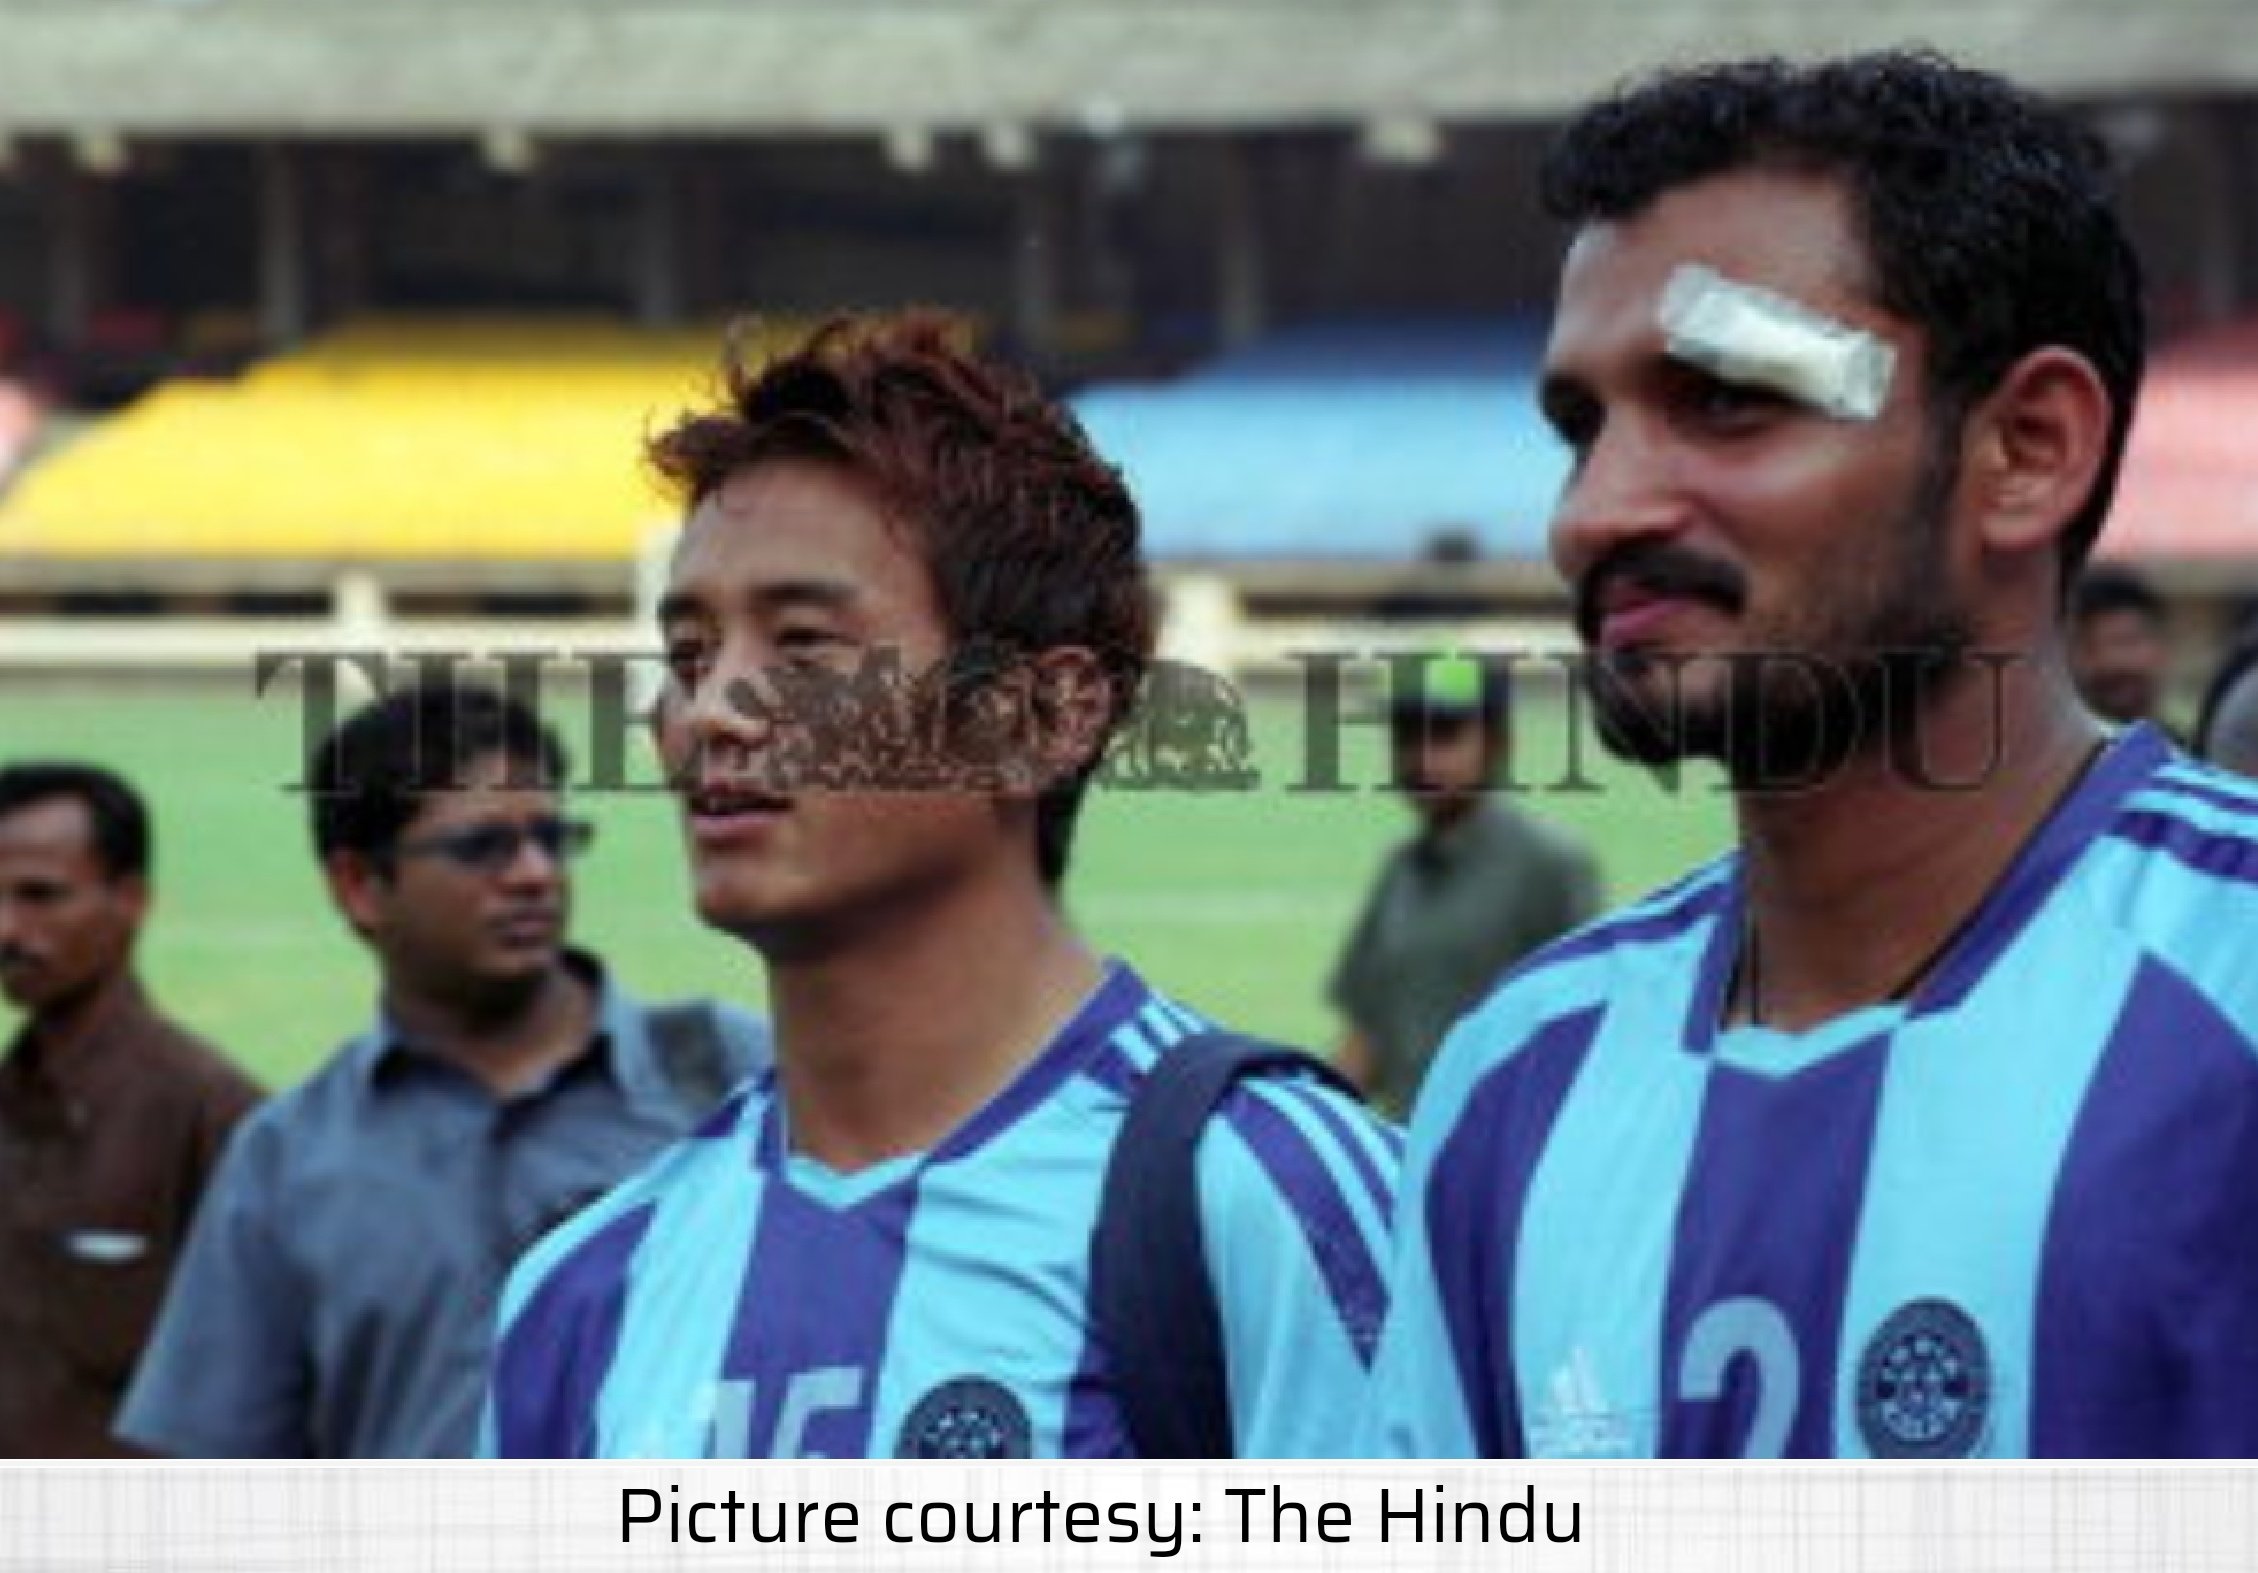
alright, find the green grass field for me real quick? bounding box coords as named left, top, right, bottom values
left=1, top=673, right=1730, bottom=1087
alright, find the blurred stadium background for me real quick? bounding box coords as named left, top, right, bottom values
left=2, top=0, right=2254, bottom=1083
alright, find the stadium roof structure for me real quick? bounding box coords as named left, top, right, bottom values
left=0, top=0, right=2250, bottom=139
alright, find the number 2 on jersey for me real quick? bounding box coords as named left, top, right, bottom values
left=1678, top=1296, right=1800, bottom=1457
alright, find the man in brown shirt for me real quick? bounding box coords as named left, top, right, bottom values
left=0, top=762, right=260, bottom=1456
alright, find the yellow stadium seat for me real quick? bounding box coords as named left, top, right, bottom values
left=0, top=313, right=814, bottom=563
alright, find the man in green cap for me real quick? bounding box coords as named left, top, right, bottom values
left=1329, top=655, right=1600, bottom=1118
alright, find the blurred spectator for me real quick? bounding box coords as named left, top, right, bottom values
left=1, top=763, right=260, bottom=1457
left=118, top=684, right=767, bottom=1457
left=1330, top=656, right=1600, bottom=1117
left=2194, top=636, right=2258, bottom=781
left=2069, top=564, right=2175, bottom=731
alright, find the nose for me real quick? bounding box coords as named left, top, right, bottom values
left=660, top=642, right=777, bottom=783
left=1548, top=414, right=1697, bottom=589
left=497, top=828, right=563, bottom=885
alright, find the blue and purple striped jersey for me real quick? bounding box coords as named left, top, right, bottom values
left=1371, top=725, right=2258, bottom=1458
left=484, top=964, right=1399, bottom=1458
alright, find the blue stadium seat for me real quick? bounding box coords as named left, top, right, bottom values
left=1072, top=316, right=1567, bottom=560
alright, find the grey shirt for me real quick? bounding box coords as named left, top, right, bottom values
left=116, top=953, right=767, bottom=1458
left=1331, top=799, right=1600, bottom=1118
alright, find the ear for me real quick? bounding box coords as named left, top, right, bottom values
left=1961, top=348, right=2113, bottom=560
left=323, top=849, right=390, bottom=938
left=1027, top=646, right=1117, bottom=789
left=114, top=872, right=151, bottom=929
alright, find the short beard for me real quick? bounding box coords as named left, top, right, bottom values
left=1590, top=639, right=1974, bottom=790
left=1584, top=432, right=1975, bottom=792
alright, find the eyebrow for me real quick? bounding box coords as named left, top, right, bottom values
left=657, top=578, right=860, bottom=626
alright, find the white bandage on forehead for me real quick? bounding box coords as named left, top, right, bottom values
left=1657, top=263, right=1896, bottom=421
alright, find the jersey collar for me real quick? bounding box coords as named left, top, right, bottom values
left=753, top=959, right=1154, bottom=1184
left=1685, top=723, right=2174, bottom=1052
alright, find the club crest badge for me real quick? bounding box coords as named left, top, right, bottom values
left=1855, top=1298, right=1992, bottom=1458
left=896, top=1376, right=1033, bottom=1459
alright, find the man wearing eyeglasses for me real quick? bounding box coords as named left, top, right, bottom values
left=117, top=683, right=768, bottom=1457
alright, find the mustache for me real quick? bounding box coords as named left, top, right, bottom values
left=0, top=944, right=34, bottom=969
left=1574, top=543, right=1749, bottom=643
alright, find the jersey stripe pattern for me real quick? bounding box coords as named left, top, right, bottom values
left=483, top=964, right=1399, bottom=1458
left=1370, top=725, right=2258, bottom=1458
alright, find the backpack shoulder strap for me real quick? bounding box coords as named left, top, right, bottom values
left=643, top=1001, right=740, bottom=1116
left=1090, top=1029, right=1357, bottom=1458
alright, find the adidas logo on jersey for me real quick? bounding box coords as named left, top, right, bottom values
left=1527, top=1346, right=1640, bottom=1457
